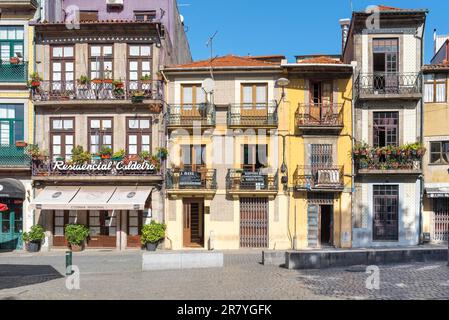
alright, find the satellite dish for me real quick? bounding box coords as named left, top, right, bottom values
left=202, top=78, right=215, bottom=93
left=179, top=14, right=184, bottom=24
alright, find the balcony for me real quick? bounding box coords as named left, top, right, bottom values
left=294, top=166, right=344, bottom=191
left=227, top=104, right=278, bottom=128
left=32, top=157, right=162, bottom=182
left=0, top=61, right=28, bottom=83
left=31, top=80, right=163, bottom=107
left=166, top=168, right=217, bottom=196
left=355, top=73, right=422, bottom=100
left=296, top=103, right=344, bottom=133
left=167, top=104, right=216, bottom=129
left=0, top=145, right=31, bottom=169
left=356, top=158, right=422, bottom=175
left=226, top=169, right=278, bottom=196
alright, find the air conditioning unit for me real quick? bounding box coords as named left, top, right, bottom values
left=106, top=0, right=124, bottom=7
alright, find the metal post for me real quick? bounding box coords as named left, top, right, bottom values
left=65, top=251, right=72, bottom=276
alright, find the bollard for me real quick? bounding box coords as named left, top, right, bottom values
left=66, top=251, right=73, bottom=275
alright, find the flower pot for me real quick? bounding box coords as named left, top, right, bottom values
left=101, top=155, right=111, bottom=159
left=132, top=96, right=145, bottom=103
left=103, top=79, right=113, bottom=84
left=145, top=242, right=158, bottom=251
left=70, top=243, right=85, bottom=252
left=27, top=241, right=41, bottom=253
left=92, top=79, right=103, bottom=84
left=15, top=141, right=27, bottom=148
left=10, top=58, right=19, bottom=65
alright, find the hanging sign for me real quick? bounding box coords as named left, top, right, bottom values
left=52, top=161, right=157, bottom=172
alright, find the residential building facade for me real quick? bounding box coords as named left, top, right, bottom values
left=163, top=55, right=291, bottom=250
left=422, top=38, right=449, bottom=243
left=342, top=6, right=427, bottom=247
left=0, top=0, right=39, bottom=250
left=28, top=0, right=191, bottom=250
left=282, top=55, right=353, bottom=249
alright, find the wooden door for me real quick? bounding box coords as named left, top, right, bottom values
left=127, top=210, right=143, bottom=248
left=53, top=210, right=78, bottom=247
left=240, top=197, right=268, bottom=248
left=88, top=211, right=117, bottom=248
left=310, top=81, right=332, bottom=123
left=183, top=199, right=204, bottom=247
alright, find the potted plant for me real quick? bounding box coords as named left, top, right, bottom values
left=100, top=146, right=113, bottom=159
left=26, top=144, right=47, bottom=161
left=112, top=79, right=125, bottom=98
left=92, top=78, right=103, bottom=84
left=131, top=91, right=145, bottom=103
left=139, top=150, right=151, bottom=161
left=71, top=146, right=91, bottom=165
left=112, top=149, right=125, bottom=161
left=15, top=140, right=27, bottom=148
left=156, top=147, right=168, bottom=160
left=10, top=57, right=20, bottom=65
left=28, top=72, right=42, bottom=90
left=140, top=74, right=152, bottom=84
left=141, top=221, right=166, bottom=251
left=22, top=225, right=45, bottom=252
left=150, top=155, right=161, bottom=171
left=65, top=224, right=90, bottom=252
left=77, top=75, right=89, bottom=85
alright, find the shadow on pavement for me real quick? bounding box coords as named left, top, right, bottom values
left=0, top=265, right=63, bottom=290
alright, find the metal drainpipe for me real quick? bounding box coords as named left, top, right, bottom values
left=351, top=64, right=356, bottom=247
left=418, top=20, right=426, bottom=245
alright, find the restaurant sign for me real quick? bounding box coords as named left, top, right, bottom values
left=53, top=161, right=157, bottom=172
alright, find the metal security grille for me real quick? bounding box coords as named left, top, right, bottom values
left=240, top=197, right=268, bottom=248
left=311, top=144, right=333, bottom=166
left=373, top=185, right=399, bottom=241
left=432, top=199, right=449, bottom=242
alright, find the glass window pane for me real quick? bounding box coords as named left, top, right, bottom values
left=128, top=119, right=139, bottom=129
left=129, top=145, right=138, bottom=155
left=129, top=46, right=139, bottom=56
left=90, top=120, right=100, bottom=129
left=91, top=46, right=101, bottom=57
left=53, top=47, right=63, bottom=58
left=52, top=119, right=63, bottom=129
left=16, top=28, right=24, bottom=40
left=65, top=135, right=73, bottom=144
left=103, top=120, right=112, bottom=128
left=129, top=61, right=138, bottom=71
left=53, top=145, right=61, bottom=155
left=53, top=63, right=61, bottom=72
left=63, top=119, right=73, bottom=129
left=142, top=135, right=150, bottom=145
left=103, top=135, right=112, bottom=145
left=64, top=46, right=74, bottom=57
left=104, top=46, right=113, bottom=57
left=142, top=61, right=151, bottom=71
left=128, top=135, right=137, bottom=144
left=52, top=135, right=61, bottom=144
left=243, top=86, right=253, bottom=104
left=141, top=46, right=151, bottom=56
left=65, top=63, right=74, bottom=72
left=140, top=120, right=150, bottom=129
left=183, top=87, right=193, bottom=104
left=256, top=85, right=267, bottom=103
left=90, top=135, right=99, bottom=145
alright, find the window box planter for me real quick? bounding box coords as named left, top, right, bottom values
left=92, top=79, right=103, bottom=84
left=9, top=57, right=20, bottom=65
left=103, top=79, right=113, bottom=84
left=15, top=141, right=27, bottom=148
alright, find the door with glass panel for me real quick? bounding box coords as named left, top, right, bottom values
left=88, top=211, right=117, bottom=248
left=0, top=26, right=25, bottom=82
left=89, top=45, right=113, bottom=99
left=0, top=104, right=25, bottom=166
left=0, top=202, right=23, bottom=251
left=180, top=144, right=206, bottom=172
left=127, top=211, right=144, bottom=248
left=126, top=117, right=151, bottom=157
left=50, top=118, right=74, bottom=161
left=309, top=80, right=333, bottom=123
left=373, top=39, right=399, bottom=93
left=241, top=83, right=268, bottom=124
left=88, top=118, right=113, bottom=155
left=53, top=210, right=77, bottom=247
left=181, top=84, right=206, bottom=121
left=128, top=44, right=152, bottom=94
left=51, top=46, right=75, bottom=94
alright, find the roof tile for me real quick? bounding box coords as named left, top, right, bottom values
left=167, top=55, right=280, bottom=69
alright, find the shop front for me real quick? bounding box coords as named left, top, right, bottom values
left=0, top=178, right=26, bottom=251
left=30, top=185, right=157, bottom=250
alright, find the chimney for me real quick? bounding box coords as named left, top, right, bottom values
left=339, top=18, right=351, bottom=54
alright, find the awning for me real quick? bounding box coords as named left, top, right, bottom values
left=29, top=186, right=80, bottom=210
left=0, top=178, right=26, bottom=200
left=426, top=188, right=449, bottom=198
left=108, top=186, right=152, bottom=210
left=68, top=186, right=116, bottom=210
left=30, top=186, right=152, bottom=210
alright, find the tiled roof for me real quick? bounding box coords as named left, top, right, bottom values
left=377, top=5, right=404, bottom=11
left=32, top=20, right=158, bottom=25
left=422, top=62, right=449, bottom=72
left=297, top=56, right=343, bottom=64
left=167, top=55, right=280, bottom=69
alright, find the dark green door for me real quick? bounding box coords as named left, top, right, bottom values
left=0, top=206, right=23, bottom=251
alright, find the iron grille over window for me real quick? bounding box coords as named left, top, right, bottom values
left=373, top=185, right=399, bottom=241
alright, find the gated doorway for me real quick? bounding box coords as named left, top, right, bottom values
left=239, top=197, right=269, bottom=248
left=432, top=198, right=449, bottom=242
left=183, top=198, right=204, bottom=248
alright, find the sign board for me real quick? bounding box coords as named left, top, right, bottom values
left=52, top=161, right=156, bottom=173
left=179, top=171, right=203, bottom=187
left=241, top=172, right=266, bottom=190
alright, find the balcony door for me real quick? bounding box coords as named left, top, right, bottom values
left=0, top=26, right=25, bottom=82
left=181, top=84, right=206, bottom=118
left=51, top=46, right=75, bottom=92
left=242, top=144, right=267, bottom=172
left=373, top=39, right=399, bottom=93
left=180, top=144, right=206, bottom=172
left=309, top=81, right=333, bottom=123
left=241, top=83, right=268, bottom=118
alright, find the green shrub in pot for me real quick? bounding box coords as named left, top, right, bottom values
left=141, top=221, right=166, bottom=251
left=65, top=224, right=90, bottom=251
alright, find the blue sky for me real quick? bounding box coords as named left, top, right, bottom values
left=178, top=0, right=449, bottom=63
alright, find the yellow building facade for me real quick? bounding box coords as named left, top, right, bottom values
left=282, top=56, right=353, bottom=249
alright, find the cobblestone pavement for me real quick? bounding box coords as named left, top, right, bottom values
left=0, top=250, right=448, bottom=300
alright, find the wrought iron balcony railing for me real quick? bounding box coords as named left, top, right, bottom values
left=296, top=103, right=344, bottom=128
left=355, top=72, right=422, bottom=98
left=166, top=168, right=217, bottom=190
left=167, top=104, right=216, bottom=128
left=226, top=169, right=278, bottom=192
left=0, top=145, right=31, bottom=168
left=31, top=80, right=163, bottom=102
left=227, top=104, right=278, bottom=127
left=0, top=61, right=28, bottom=83
left=32, top=156, right=161, bottom=177
left=294, top=165, right=344, bottom=190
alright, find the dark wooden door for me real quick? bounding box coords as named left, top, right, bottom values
left=373, top=185, right=399, bottom=241
left=183, top=199, right=204, bottom=247
left=240, top=197, right=269, bottom=248
left=127, top=210, right=143, bottom=248
left=88, top=211, right=117, bottom=248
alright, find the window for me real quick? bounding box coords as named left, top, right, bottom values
left=373, top=112, right=399, bottom=147
left=51, top=46, right=74, bottom=90
left=50, top=117, right=74, bottom=160
left=128, top=211, right=144, bottom=236
left=310, top=144, right=333, bottom=167
left=0, top=104, right=24, bottom=146
left=79, top=11, right=98, bottom=22
left=134, top=11, right=157, bottom=21
left=430, top=141, right=449, bottom=165
left=128, top=44, right=152, bottom=90
left=0, top=26, right=24, bottom=61
left=424, top=73, right=447, bottom=103
left=241, top=83, right=268, bottom=109
left=373, top=185, right=399, bottom=241
left=180, top=144, right=206, bottom=171
left=181, top=84, right=205, bottom=109
left=54, top=211, right=77, bottom=236
left=242, top=144, right=268, bottom=171
left=373, top=38, right=399, bottom=73
left=127, top=117, right=152, bottom=156
left=88, top=118, right=113, bottom=154
left=89, top=45, right=113, bottom=81
left=310, top=81, right=333, bottom=106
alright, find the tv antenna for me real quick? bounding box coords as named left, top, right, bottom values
left=206, top=31, right=218, bottom=79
